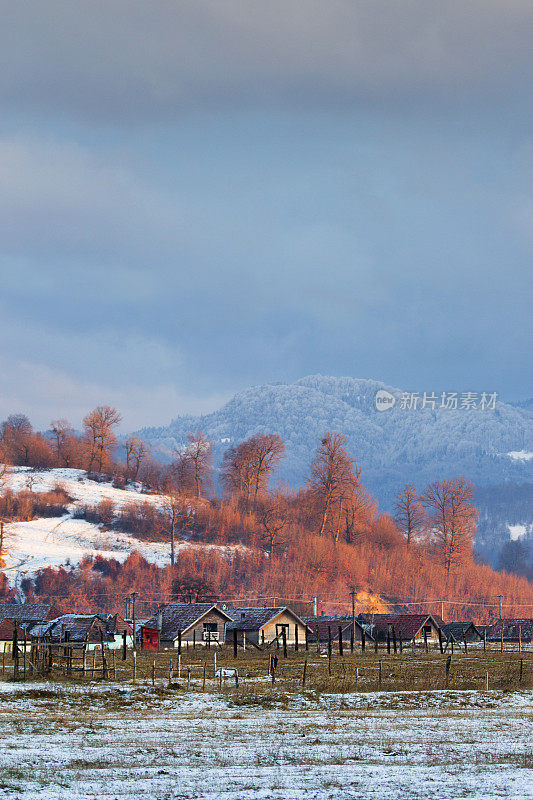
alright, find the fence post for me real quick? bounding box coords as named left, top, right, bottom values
left=437, top=629, right=443, bottom=655
left=23, top=628, right=27, bottom=681
left=203, top=662, right=206, bottom=690
left=483, top=629, right=486, bottom=652
left=519, top=658, right=523, bottom=683
left=350, top=626, right=354, bottom=654
left=302, top=658, right=307, bottom=687
left=518, top=626, right=522, bottom=653
left=392, top=626, right=397, bottom=655
left=233, top=629, right=238, bottom=659
left=13, top=627, right=19, bottom=681
left=178, top=630, right=182, bottom=655
left=132, top=650, right=137, bottom=683
left=378, top=660, right=382, bottom=686
left=423, top=627, right=428, bottom=653
left=338, top=625, right=343, bottom=657
left=500, top=628, right=504, bottom=653
left=305, top=625, right=309, bottom=652
left=122, top=631, right=127, bottom=661
left=294, top=626, right=298, bottom=652
left=445, top=655, right=451, bottom=688
left=462, top=628, right=468, bottom=654
left=375, top=632, right=378, bottom=654
left=386, top=629, right=391, bottom=655
left=399, top=631, right=403, bottom=653
left=282, top=629, right=287, bottom=659
left=361, top=629, right=366, bottom=653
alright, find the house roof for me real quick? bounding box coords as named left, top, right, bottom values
left=441, top=621, right=481, bottom=640
left=144, top=603, right=232, bottom=641
left=0, top=618, right=27, bottom=640
left=486, top=619, right=533, bottom=640
left=302, top=615, right=375, bottom=642
left=0, top=603, right=55, bottom=624
left=358, top=613, right=443, bottom=640
left=44, top=614, right=108, bottom=642
left=105, top=614, right=133, bottom=636
left=226, top=606, right=306, bottom=632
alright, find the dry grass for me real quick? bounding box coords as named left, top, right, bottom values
left=4, top=640, right=532, bottom=695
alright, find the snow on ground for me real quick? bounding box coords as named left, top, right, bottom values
left=0, top=684, right=531, bottom=799
left=508, top=450, right=533, bottom=462
left=1, top=468, right=245, bottom=588
left=7, top=467, right=162, bottom=510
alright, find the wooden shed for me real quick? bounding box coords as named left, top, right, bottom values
left=144, top=603, right=233, bottom=648
left=225, top=607, right=308, bottom=646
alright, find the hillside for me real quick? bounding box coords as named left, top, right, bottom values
left=1, top=468, right=244, bottom=593
left=138, top=375, right=533, bottom=567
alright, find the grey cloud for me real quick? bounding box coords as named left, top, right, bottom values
left=1, top=1, right=532, bottom=122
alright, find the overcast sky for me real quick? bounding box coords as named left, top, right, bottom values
left=1, top=1, right=532, bottom=430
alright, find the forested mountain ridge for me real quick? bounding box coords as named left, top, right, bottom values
left=139, top=374, right=533, bottom=503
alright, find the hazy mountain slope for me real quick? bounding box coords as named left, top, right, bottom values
left=139, top=374, right=533, bottom=502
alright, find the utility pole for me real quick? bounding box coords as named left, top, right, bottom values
left=131, top=591, right=138, bottom=652
left=350, top=588, right=356, bottom=642
left=498, top=595, right=503, bottom=620
left=440, top=600, right=444, bottom=622
left=313, top=596, right=317, bottom=616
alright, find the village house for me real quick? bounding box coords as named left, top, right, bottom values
left=225, top=607, right=308, bottom=646
left=486, top=619, right=533, bottom=643
left=104, top=614, right=134, bottom=647
left=441, top=621, right=483, bottom=643
left=358, top=613, right=444, bottom=645
left=41, top=614, right=122, bottom=649
left=0, top=603, right=58, bottom=634
left=144, top=603, right=232, bottom=647
left=302, top=615, right=374, bottom=644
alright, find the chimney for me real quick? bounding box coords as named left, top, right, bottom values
left=157, top=610, right=163, bottom=631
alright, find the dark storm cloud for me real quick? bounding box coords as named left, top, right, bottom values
left=0, top=2, right=532, bottom=428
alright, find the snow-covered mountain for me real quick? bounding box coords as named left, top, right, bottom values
left=139, top=375, right=533, bottom=502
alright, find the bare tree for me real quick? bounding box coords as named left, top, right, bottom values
left=421, top=477, right=478, bottom=579
left=83, top=405, right=122, bottom=473
left=0, top=414, right=33, bottom=465
left=394, top=485, right=426, bottom=546
left=161, top=491, right=192, bottom=566
left=260, top=494, right=289, bottom=557
left=49, top=419, right=76, bottom=467
left=185, top=432, right=213, bottom=499
left=124, top=436, right=150, bottom=481
left=221, top=434, right=284, bottom=508
left=308, top=432, right=358, bottom=540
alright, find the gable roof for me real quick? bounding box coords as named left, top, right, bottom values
left=358, top=613, right=443, bottom=640
left=44, top=614, right=108, bottom=643
left=441, top=621, right=482, bottom=641
left=144, top=603, right=232, bottom=641
left=302, top=615, right=374, bottom=642
left=0, top=603, right=56, bottom=624
left=105, top=614, right=133, bottom=636
left=226, top=606, right=306, bottom=632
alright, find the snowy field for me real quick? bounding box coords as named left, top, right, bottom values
left=0, top=684, right=531, bottom=799
left=1, top=468, right=244, bottom=588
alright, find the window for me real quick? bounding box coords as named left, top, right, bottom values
left=423, top=625, right=432, bottom=636
left=204, top=622, right=218, bottom=633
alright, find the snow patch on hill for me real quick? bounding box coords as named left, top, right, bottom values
left=1, top=468, right=245, bottom=590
